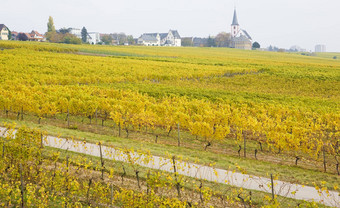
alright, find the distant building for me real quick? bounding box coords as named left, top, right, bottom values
left=230, top=9, right=252, bottom=50
left=88, top=32, right=100, bottom=45
left=69, top=28, right=82, bottom=39
left=69, top=28, right=98, bottom=43
left=290, top=45, right=307, bottom=52
left=30, top=30, right=45, bottom=41
left=0, top=24, right=9, bottom=40
left=315, top=44, right=326, bottom=52
left=138, top=30, right=181, bottom=46
left=11, top=31, right=19, bottom=40
left=17, top=30, right=45, bottom=42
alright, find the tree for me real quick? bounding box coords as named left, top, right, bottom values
left=58, top=28, right=70, bottom=34
left=63, top=34, right=82, bottom=44
left=81, top=27, right=88, bottom=43
left=46, top=31, right=61, bottom=42
left=215, top=32, right=231, bottom=47
left=252, top=42, right=260, bottom=49
left=181, top=37, right=193, bottom=47
left=8, top=29, right=12, bottom=40
left=127, top=35, right=135, bottom=45
left=206, top=36, right=216, bottom=47
left=101, top=35, right=113, bottom=45
left=117, top=33, right=127, bottom=45
left=18, top=33, right=29, bottom=41
left=47, top=16, right=55, bottom=32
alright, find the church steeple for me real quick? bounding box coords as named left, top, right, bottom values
left=231, top=8, right=240, bottom=38
left=231, top=8, right=239, bottom=26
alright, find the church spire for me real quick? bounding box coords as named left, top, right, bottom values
left=232, top=8, right=239, bottom=26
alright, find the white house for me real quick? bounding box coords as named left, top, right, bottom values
left=138, top=30, right=181, bottom=47
left=0, top=24, right=9, bottom=40
left=88, top=32, right=100, bottom=45
left=69, top=28, right=98, bottom=44
left=69, top=28, right=82, bottom=39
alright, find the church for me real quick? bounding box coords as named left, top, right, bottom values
left=230, top=9, right=252, bottom=50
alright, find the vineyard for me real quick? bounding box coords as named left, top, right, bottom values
left=0, top=41, right=339, bottom=207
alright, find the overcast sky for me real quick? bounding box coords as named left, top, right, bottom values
left=1, top=0, right=340, bottom=51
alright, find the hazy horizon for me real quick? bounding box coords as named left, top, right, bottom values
left=1, top=0, right=340, bottom=52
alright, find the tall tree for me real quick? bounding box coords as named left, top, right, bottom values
left=215, top=32, right=231, bottom=47
left=101, top=35, right=113, bottom=45
left=181, top=37, right=193, bottom=47
left=8, top=29, right=12, bottom=40
left=81, top=27, right=88, bottom=43
left=58, top=28, right=70, bottom=34
left=206, top=36, right=216, bottom=47
left=127, top=35, right=135, bottom=45
left=117, top=33, right=127, bottom=45
left=252, top=42, right=260, bottom=49
left=47, top=16, right=55, bottom=32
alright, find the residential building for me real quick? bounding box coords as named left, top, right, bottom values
left=88, top=32, right=100, bottom=45
left=138, top=33, right=160, bottom=46
left=69, top=28, right=82, bottom=39
left=18, top=33, right=32, bottom=41
left=230, top=9, right=252, bottom=50
left=138, top=30, right=181, bottom=47
left=17, top=31, right=45, bottom=42
left=290, top=45, right=306, bottom=52
left=0, top=24, right=9, bottom=40
left=11, top=31, right=19, bottom=40
left=30, top=30, right=45, bottom=41
left=315, top=44, right=326, bottom=52
left=69, top=28, right=97, bottom=43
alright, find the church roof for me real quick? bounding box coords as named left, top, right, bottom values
left=140, top=34, right=158, bottom=41
left=170, top=30, right=181, bottom=39
left=160, top=33, right=168, bottom=39
left=241, top=29, right=252, bottom=40
left=233, top=35, right=251, bottom=42
left=231, top=9, right=239, bottom=26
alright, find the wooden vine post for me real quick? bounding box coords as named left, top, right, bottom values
left=20, top=163, right=24, bottom=208
left=86, top=178, right=92, bottom=205
left=271, top=174, right=275, bottom=200
left=243, top=133, right=246, bottom=158
left=172, top=156, right=181, bottom=198
left=323, top=144, right=327, bottom=172
left=99, top=142, right=104, bottom=180
left=67, top=108, right=70, bottom=128
left=177, top=123, right=180, bottom=147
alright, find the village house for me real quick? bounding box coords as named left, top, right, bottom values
left=30, top=30, right=45, bottom=41
left=69, top=28, right=98, bottom=44
left=69, top=28, right=82, bottom=39
left=88, top=32, right=100, bottom=45
left=138, top=30, right=181, bottom=47
left=17, top=30, right=45, bottom=42
left=0, top=24, right=9, bottom=40
left=11, top=31, right=19, bottom=40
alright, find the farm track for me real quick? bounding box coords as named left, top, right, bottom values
left=1, top=126, right=339, bottom=207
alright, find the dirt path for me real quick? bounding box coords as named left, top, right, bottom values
left=1, top=127, right=339, bottom=207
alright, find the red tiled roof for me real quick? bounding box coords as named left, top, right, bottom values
left=31, top=30, right=43, bottom=36
left=24, top=33, right=33, bottom=38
